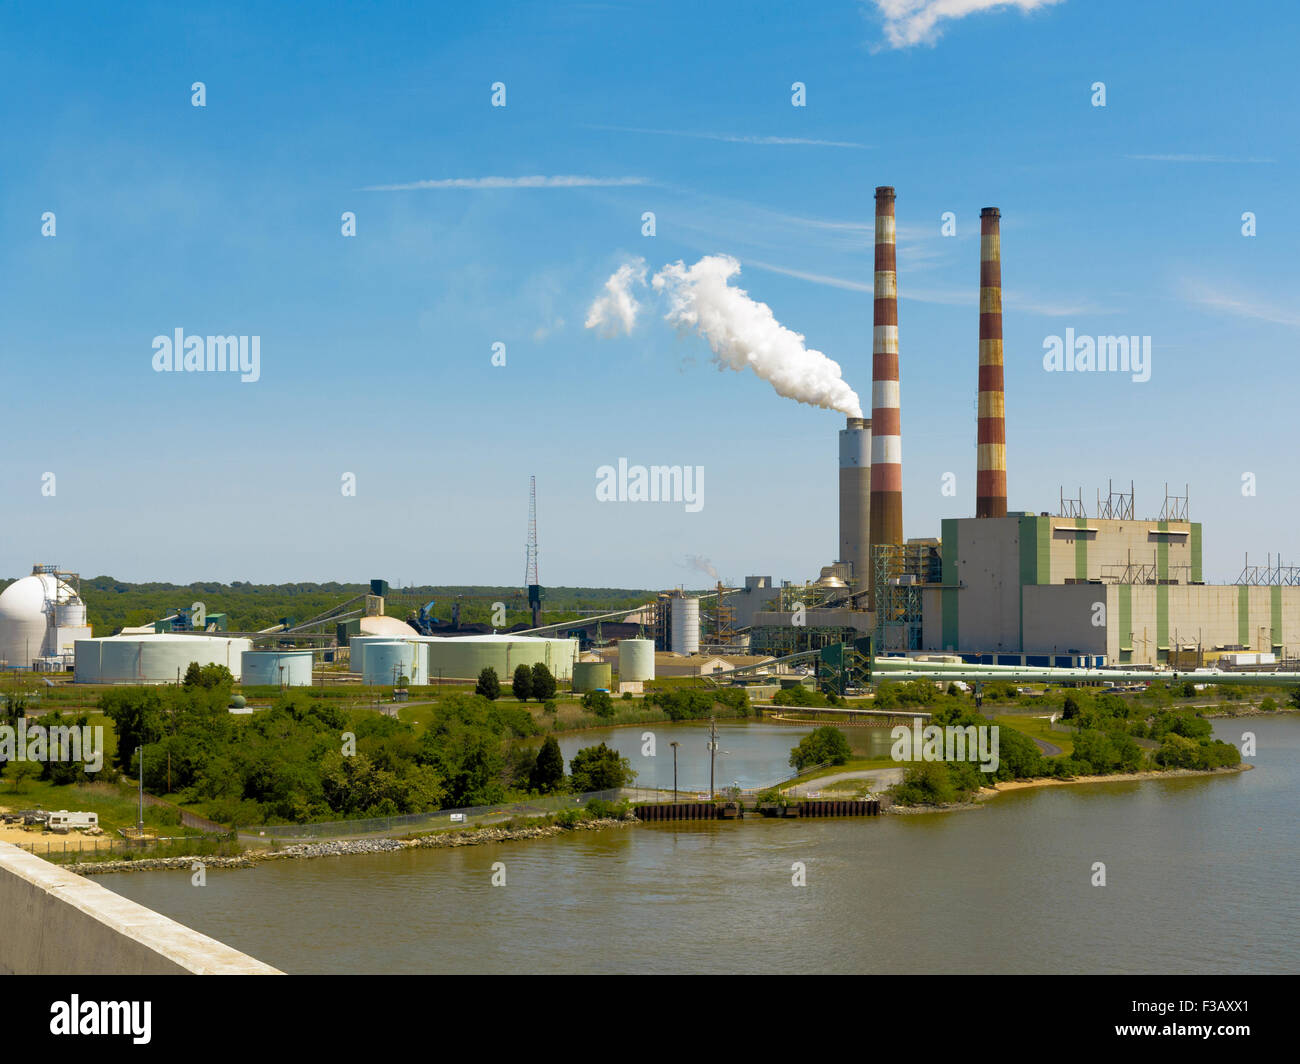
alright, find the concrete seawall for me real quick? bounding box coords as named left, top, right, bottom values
left=0, top=841, right=280, bottom=974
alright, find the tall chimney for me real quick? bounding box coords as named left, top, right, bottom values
left=839, top=416, right=872, bottom=587
left=976, top=206, right=1007, bottom=518
left=869, top=186, right=903, bottom=552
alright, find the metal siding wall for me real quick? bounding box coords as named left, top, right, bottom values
left=1118, top=584, right=1132, bottom=652
left=1272, top=585, right=1283, bottom=649
left=1074, top=516, right=1088, bottom=580
left=1191, top=523, right=1203, bottom=583
left=941, top=518, right=959, bottom=650
left=1157, top=521, right=1169, bottom=654
left=1238, top=585, right=1250, bottom=647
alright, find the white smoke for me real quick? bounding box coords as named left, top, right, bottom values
left=685, top=554, right=720, bottom=582
left=650, top=255, right=862, bottom=417
left=584, top=258, right=647, bottom=336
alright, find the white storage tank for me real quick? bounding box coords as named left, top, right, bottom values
left=350, top=635, right=426, bottom=683
left=670, top=597, right=700, bottom=655
left=618, top=638, right=656, bottom=682
left=362, top=641, right=416, bottom=686
left=241, top=650, right=314, bottom=687
left=0, top=571, right=90, bottom=668
left=73, top=634, right=253, bottom=684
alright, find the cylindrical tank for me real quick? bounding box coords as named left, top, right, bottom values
left=670, top=597, right=699, bottom=655
left=72, top=634, right=253, bottom=683
left=573, top=661, right=612, bottom=693
left=362, top=641, right=416, bottom=685
left=240, top=650, right=314, bottom=687
left=618, top=639, right=655, bottom=682
left=56, top=600, right=88, bottom=627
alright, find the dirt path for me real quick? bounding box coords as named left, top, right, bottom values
left=785, top=767, right=903, bottom=796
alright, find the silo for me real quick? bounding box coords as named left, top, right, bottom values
left=670, top=597, right=700, bottom=655
left=241, top=650, right=314, bottom=687
left=573, top=661, right=613, bottom=693
left=618, top=639, right=655, bottom=682
left=362, top=641, right=415, bottom=685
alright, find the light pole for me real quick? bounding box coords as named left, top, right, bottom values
left=708, top=717, right=718, bottom=798
left=136, top=745, right=144, bottom=834
left=670, top=741, right=679, bottom=802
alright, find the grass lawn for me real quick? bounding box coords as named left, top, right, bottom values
left=0, top=778, right=187, bottom=835
left=990, top=714, right=1073, bottom=756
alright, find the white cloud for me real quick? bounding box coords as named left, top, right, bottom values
left=1182, top=280, right=1300, bottom=328
left=361, top=175, right=648, bottom=191
left=584, top=259, right=648, bottom=336
left=588, top=125, right=869, bottom=149
left=867, top=0, right=1064, bottom=49
left=1126, top=154, right=1275, bottom=164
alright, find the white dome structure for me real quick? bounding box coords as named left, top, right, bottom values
left=0, top=570, right=92, bottom=670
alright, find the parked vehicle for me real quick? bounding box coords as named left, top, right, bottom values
left=46, top=810, right=99, bottom=834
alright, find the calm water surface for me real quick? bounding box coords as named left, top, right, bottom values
left=99, top=716, right=1299, bottom=974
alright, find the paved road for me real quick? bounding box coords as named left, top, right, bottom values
left=1033, top=737, right=1063, bottom=756
left=785, top=767, right=904, bottom=797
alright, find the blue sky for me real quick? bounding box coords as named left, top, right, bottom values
left=2, top=0, right=1296, bottom=590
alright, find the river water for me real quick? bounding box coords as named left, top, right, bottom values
left=98, top=716, right=1299, bottom=974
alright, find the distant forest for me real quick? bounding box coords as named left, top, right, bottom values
left=0, top=577, right=660, bottom=636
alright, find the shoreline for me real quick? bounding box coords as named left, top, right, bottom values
left=61, top=816, right=636, bottom=876
left=888, top=763, right=1253, bottom=814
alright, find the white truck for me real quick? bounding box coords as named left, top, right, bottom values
left=46, top=810, right=99, bottom=834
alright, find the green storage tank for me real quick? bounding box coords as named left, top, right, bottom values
left=573, top=661, right=612, bottom=693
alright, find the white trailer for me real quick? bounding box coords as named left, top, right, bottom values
left=46, top=810, right=99, bottom=834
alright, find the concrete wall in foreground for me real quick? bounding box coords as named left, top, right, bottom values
left=0, top=842, right=280, bottom=975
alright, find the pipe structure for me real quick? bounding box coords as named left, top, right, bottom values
left=869, top=186, right=903, bottom=552
left=839, top=416, right=872, bottom=587
left=976, top=207, right=1007, bottom=518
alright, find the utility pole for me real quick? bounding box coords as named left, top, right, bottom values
left=136, top=745, right=144, bottom=834
left=670, top=741, right=679, bottom=802
left=708, top=717, right=718, bottom=798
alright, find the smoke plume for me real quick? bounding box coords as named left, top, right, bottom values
left=585, top=255, right=862, bottom=417
left=584, top=258, right=647, bottom=336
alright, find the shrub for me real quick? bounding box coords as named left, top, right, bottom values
left=511, top=664, right=534, bottom=701
left=475, top=667, right=500, bottom=701
left=530, top=663, right=557, bottom=702
left=789, top=726, right=851, bottom=770
left=582, top=690, right=614, bottom=717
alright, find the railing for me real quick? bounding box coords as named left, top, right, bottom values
left=238, top=789, right=626, bottom=840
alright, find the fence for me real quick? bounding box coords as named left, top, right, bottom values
left=7, top=834, right=232, bottom=863
left=239, top=789, right=627, bottom=841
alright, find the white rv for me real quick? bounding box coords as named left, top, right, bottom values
left=46, top=810, right=99, bottom=834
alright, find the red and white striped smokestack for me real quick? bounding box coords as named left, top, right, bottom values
left=976, top=207, right=1007, bottom=519
left=869, top=186, right=903, bottom=551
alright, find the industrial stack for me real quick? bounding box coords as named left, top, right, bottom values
left=976, top=207, right=1008, bottom=519
left=838, top=416, right=872, bottom=588
left=868, top=186, right=903, bottom=554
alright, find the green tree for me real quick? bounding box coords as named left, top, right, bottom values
left=511, top=664, right=534, bottom=702
left=582, top=690, right=614, bottom=717
left=530, top=735, right=566, bottom=794
left=475, top=667, right=500, bottom=701
left=789, top=726, right=851, bottom=770
left=530, top=662, right=557, bottom=702
left=99, top=687, right=166, bottom=771
left=569, top=743, right=633, bottom=792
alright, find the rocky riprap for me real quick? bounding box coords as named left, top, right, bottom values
left=65, top=816, right=635, bottom=875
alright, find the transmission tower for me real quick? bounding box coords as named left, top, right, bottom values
left=525, top=476, right=542, bottom=627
